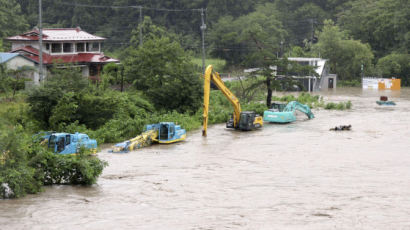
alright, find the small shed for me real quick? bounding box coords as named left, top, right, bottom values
left=0, top=52, right=39, bottom=83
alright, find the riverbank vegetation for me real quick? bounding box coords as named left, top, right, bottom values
left=4, top=0, right=398, bottom=198
left=0, top=65, right=351, bottom=199
left=0, top=123, right=107, bottom=198
left=271, top=92, right=352, bottom=110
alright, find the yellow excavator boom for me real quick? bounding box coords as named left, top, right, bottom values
left=202, top=65, right=241, bottom=136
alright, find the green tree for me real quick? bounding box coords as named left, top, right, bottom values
left=124, top=20, right=202, bottom=113
left=0, top=124, right=42, bottom=198
left=377, top=53, right=410, bottom=86
left=209, top=3, right=287, bottom=65
left=0, top=0, right=28, bottom=49
left=0, top=121, right=107, bottom=198
left=338, top=0, right=409, bottom=57
left=274, top=1, right=328, bottom=47
left=27, top=67, right=88, bottom=128
left=130, top=16, right=178, bottom=46
left=7, top=66, right=35, bottom=98
left=0, top=64, right=12, bottom=97
left=312, top=20, right=374, bottom=80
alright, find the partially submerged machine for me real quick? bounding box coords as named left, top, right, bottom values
left=263, top=101, right=314, bottom=123
left=376, top=96, right=396, bottom=105
left=202, top=65, right=263, bottom=136
left=111, top=122, right=186, bottom=153
left=37, top=132, right=97, bottom=154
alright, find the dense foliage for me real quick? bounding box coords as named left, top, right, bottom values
left=312, top=20, right=374, bottom=81
left=376, top=53, right=410, bottom=86
left=0, top=123, right=107, bottom=198
left=271, top=92, right=352, bottom=110
left=1, top=0, right=405, bottom=84
left=124, top=17, right=202, bottom=112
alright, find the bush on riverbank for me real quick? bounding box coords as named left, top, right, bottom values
left=0, top=123, right=107, bottom=199
left=338, top=79, right=361, bottom=87
left=271, top=92, right=352, bottom=110
left=324, top=101, right=352, bottom=110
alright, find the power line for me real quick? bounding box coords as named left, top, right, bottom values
left=48, top=1, right=203, bottom=12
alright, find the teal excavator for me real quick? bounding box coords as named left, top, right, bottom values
left=263, top=101, right=314, bottom=123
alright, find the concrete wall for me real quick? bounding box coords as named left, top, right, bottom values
left=5, top=55, right=35, bottom=69
left=320, top=74, right=337, bottom=90
left=5, top=56, right=40, bottom=84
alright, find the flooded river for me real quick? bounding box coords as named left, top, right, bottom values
left=2, top=88, right=410, bottom=229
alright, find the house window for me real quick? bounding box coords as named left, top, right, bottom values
left=76, top=43, right=85, bottom=52
left=45, top=43, right=50, bottom=51
left=87, top=42, right=99, bottom=52
left=51, top=43, right=62, bottom=53
left=63, top=43, right=73, bottom=53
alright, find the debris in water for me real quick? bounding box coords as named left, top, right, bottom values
left=312, top=213, right=332, bottom=218
left=330, top=125, right=352, bottom=131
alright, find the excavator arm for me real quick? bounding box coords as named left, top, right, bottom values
left=202, top=65, right=241, bottom=136
left=284, top=101, right=314, bottom=119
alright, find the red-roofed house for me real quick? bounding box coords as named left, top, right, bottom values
left=5, top=27, right=119, bottom=83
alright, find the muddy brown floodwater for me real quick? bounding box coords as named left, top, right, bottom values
left=2, top=88, right=410, bottom=230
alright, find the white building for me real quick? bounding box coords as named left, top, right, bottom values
left=5, top=27, right=119, bottom=84
left=287, top=57, right=337, bottom=91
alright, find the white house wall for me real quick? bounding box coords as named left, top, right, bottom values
left=82, top=65, right=89, bottom=77
left=12, top=41, right=40, bottom=51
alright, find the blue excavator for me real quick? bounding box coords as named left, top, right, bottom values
left=111, top=122, right=186, bottom=153
left=263, top=101, right=314, bottom=123
left=36, top=132, right=97, bottom=154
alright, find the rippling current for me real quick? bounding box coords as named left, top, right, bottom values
left=1, top=88, right=410, bottom=230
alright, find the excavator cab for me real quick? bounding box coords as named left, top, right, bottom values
left=226, top=111, right=262, bottom=131
left=239, top=111, right=256, bottom=131
left=145, top=122, right=186, bottom=144
left=43, top=132, right=97, bottom=154
left=159, top=123, right=171, bottom=140
left=270, top=102, right=287, bottom=112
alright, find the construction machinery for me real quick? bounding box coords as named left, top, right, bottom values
left=37, top=132, right=97, bottom=154
left=111, top=122, right=186, bottom=153
left=263, top=101, right=314, bottom=123
left=376, top=96, right=396, bottom=105
left=202, top=65, right=263, bottom=136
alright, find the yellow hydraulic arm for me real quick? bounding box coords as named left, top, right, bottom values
left=202, top=65, right=241, bottom=136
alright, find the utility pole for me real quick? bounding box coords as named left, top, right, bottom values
left=200, top=8, right=207, bottom=73
left=38, top=0, right=43, bottom=82
left=361, top=64, right=364, bottom=79
left=280, top=41, right=284, bottom=57
left=120, top=65, right=124, bottom=92
left=310, top=18, right=314, bottom=43
left=139, top=6, right=143, bottom=47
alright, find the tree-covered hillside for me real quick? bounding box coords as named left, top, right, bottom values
left=2, top=0, right=409, bottom=83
